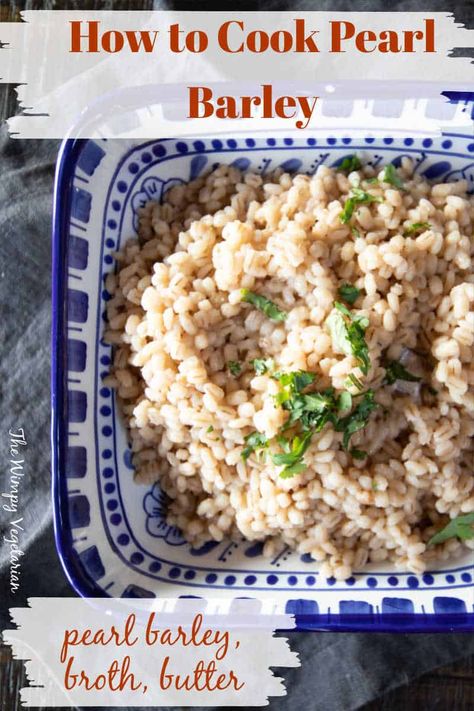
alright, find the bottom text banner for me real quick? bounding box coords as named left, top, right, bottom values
left=3, top=598, right=299, bottom=706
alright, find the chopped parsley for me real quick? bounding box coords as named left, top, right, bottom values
left=249, top=357, right=380, bottom=477
left=345, top=373, right=364, bottom=391
left=227, top=360, right=242, bottom=376
left=428, top=513, right=474, bottom=546
left=273, top=370, right=316, bottom=407
left=272, top=372, right=338, bottom=434
left=365, top=177, right=379, bottom=184
left=337, top=390, right=353, bottom=412
left=291, top=389, right=339, bottom=432
left=337, top=155, right=362, bottom=173
left=335, top=390, right=377, bottom=449
left=338, top=283, right=361, bottom=305
left=241, top=289, right=288, bottom=322
left=252, top=358, right=274, bottom=376
left=382, top=163, right=405, bottom=190
left=351, top=448, right=367, bottom=460
left=276, top=434, right=291, bottom=453
left=206, top=425, right=214, bottom=433
left=272, top=430, right=314, bottom=478
left=242, top=431, right=269, bottom=461
left=326, top=302, right=370, bottom=375
left=404, top=222, right=431, bottom=236
left=340, top=188, right=383, bottom=224
left=384, top=360, right=421, bottom=386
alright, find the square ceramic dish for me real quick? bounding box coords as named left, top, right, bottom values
left=52, top=130, right=474, bottom=631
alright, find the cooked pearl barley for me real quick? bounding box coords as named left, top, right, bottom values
left=106, top=160, right=474, bottom=580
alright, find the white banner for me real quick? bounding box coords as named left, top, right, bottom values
left=3, top=598, right=299, bottom=706
left=0, top=11, right=472, bottom=137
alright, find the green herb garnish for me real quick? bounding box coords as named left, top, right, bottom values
left=241, top=289, right=288, bottom=322
left=345, top=373, right=364, bottom=391
left=292, top=389, right=339, bottom=432
left=242, top=431, right=269, bottom=461
left=365, top=177, right=379, bottom=184
left=272, top=372, right=338, bottom=434
left=227, top=360, right=242, bottom=376
left=337, top=155, right=362, bottom=173
left=326, top=302, right=370, bottom=375
left=252, top=358, right=274, bottom=376
left=404, top=222, right=431, bottom=236
left=276, top=434, right=291, bottom=453
left=206, top=425, right=214, bottom=433
left=340, top=188, right=383, bottom=224
left=273, top=370, right=316, bottom=406
left=337, top=390, right=353, bottom=412
left=335, top=390, right=377, bottom=449
left=384, top=360, right=421, bottom=386
left=338, top=283, right=361, bottom=305
left=351, top=448, right=367, bottom=460
left=382, top=163, right=405, bottom=190
left=272, top=430, right=314, bottom=478
left=428, top=513, right=474, bottom=546
left=351, top=226, right=362, bottom=239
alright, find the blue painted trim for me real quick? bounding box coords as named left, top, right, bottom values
left=52, top=138, right=109, bottom=600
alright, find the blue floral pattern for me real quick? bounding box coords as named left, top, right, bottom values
left=143, top=483, right=185, bottom=546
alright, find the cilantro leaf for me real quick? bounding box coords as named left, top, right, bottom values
left=276, top=434, right=291, bottom=453
left=382, top=163, right=405, bottom=190
left=335, top=390, right=377, bottom=449
left=274, top=370, right=316, bottom=393
left=337, top=390, right=353, bottom=412
left=326, top=302, right=370, bottom=375
left=345, top=373, right=364, bottom=391
left=252, top=358, right=274, bottom=375
left=340, top=188, right=383, bottom=224
left=384, top=360, right=421, bottom=386
left=338, top=283, right=361, bottom=305
left=241, top=289, right=288, bottom=322
left=273, top=371, right=336, bottom=433
left=227, top=360, right=242, bottom=376
left=297, top=390, right=339, bottom=432
left=272, top=430, right=313, bottom=478
left=337, top=155, right=362, bottom=173
left=428, top=513, right=474, bottom=546
left=276, top=388, right=338, bottom=434
left=273, top=370, right=316, bottom=407
left=351, top=448, right=367, bottom=460
left=241, top=431, right=268, bottom=461
left=404, top=222, right=431, bottom=236
left=280, top=462, right=307, bottom=478
left=326, top=308, right=352, bottom=357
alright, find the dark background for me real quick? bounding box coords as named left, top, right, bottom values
left=0, top=1, right=473, bottom=710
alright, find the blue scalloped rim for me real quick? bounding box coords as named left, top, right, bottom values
left=52, top=134, right=474, bottom=631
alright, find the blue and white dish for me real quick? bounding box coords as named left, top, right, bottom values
left=52, top=130, right=474, bottom=630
